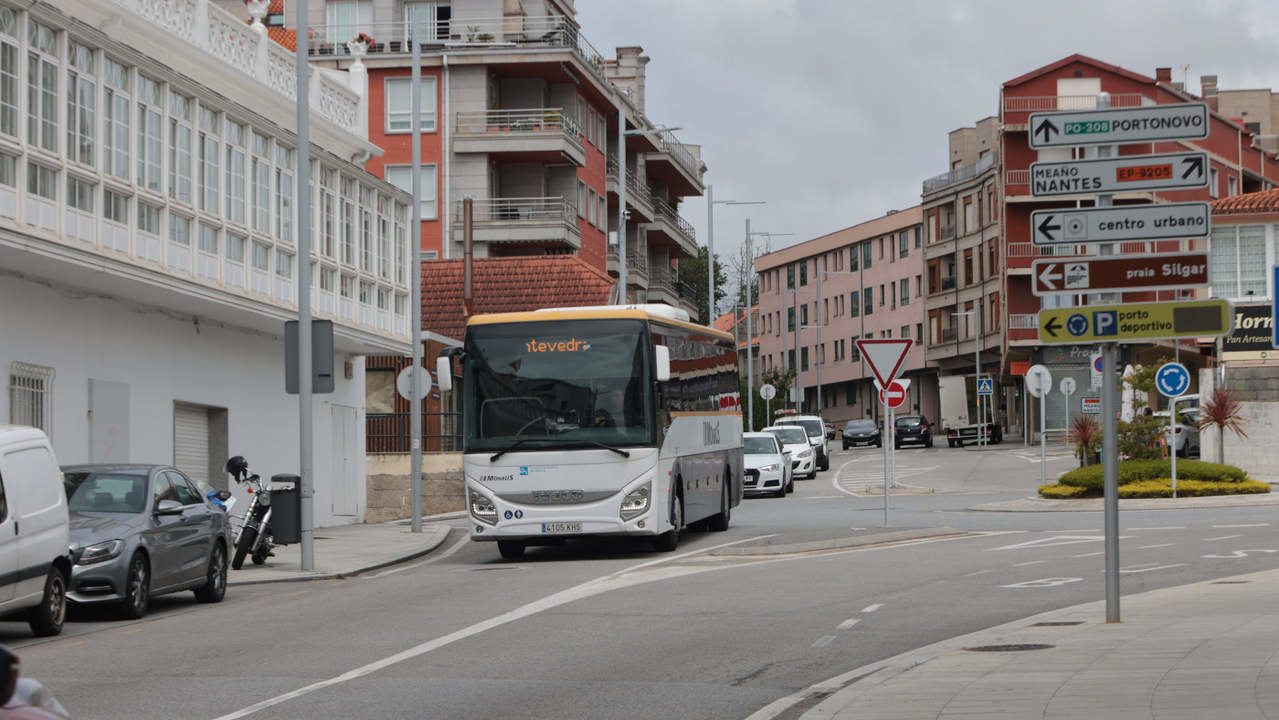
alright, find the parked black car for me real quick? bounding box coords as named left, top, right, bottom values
left=842, top=419, right=881, bottom=449
left=894, top=416, right=933, bottom=448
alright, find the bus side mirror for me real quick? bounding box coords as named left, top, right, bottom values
left=436, top=355, right=453, bottom=392
left=654, top=345, right=671, bottom=382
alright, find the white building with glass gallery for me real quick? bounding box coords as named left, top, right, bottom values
left=0, top=0, right=412, bottom=526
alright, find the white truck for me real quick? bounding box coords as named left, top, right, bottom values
left=938, top=376, right=1002, bottom=448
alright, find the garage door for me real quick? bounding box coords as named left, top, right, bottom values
left=173, top=403, right=210, bottom=487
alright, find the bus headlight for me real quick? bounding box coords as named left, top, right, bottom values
left=469, top=490, right=498, bottom=525
left=619, top=482, right=651, bottom=521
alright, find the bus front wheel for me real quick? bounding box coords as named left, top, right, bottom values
left=707, top=473, right=731, bottom=532
left=653, top=490, right=683, bottom=552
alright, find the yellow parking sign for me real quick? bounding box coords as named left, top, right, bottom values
left=1038, top=299, right=1232, bottom=344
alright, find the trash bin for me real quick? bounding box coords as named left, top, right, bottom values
left=269, top=474, right=301, bottom=545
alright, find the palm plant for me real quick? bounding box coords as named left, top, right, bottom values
left=1067, top=413, right=1102, bottom=466
left=1196, top=387, right=1248, bottom=464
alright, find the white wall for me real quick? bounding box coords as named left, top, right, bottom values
left=0, top=273, right=368, bottom=527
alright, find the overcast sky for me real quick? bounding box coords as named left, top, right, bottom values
left=576, top=0, right=1279, bottom=270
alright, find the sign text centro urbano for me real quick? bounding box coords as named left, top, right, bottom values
left=1029, top=151, right=1208, bottom=197
left=1027, top=102, right=1209, bottom=149
left=1037, top=299, right=1233, bottom=344
left=1030, top=202, right=1210, bottom=246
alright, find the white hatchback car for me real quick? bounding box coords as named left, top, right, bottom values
left=743, top=432, right=792, bottom=498
left=764, top=426, right=815, bottom=480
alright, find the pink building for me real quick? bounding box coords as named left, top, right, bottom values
left=754, top=207, right=939, bottom=427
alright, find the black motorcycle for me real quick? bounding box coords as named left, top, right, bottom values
left=225, top=456, right=289, bottom=570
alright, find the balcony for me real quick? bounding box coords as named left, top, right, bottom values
left=606, top=246, right=650, bottom=287
left=649, top=197, right=697, bottom=257
left=454, top=109, right=584, bottom=166
left=605, top=157, right=654, bottom=220
left=646, top=262, right=680, bottom=306
left=453, top=197, right=580, bottom=249
left=922, top=153, right=997, bottom=195
left=941, top=327, right=958, bottom=343
left=306, top=15, right=613, bottom=88
left=1005, top=240, right=1186, bottom=270
left=1003, top=93, right=1148, bottom=114
left=645, top=129, right=704, bottom=196
left=940, top=223, right=956, bottom=241
left=1010, top=314, right=1038, bottom=330
left=941, top=275, right=956, bottom=292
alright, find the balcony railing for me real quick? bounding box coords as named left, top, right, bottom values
left=456, top=196, right=574, bottom=223
left=922, top=153, right=997, bottom=194
left=606, top=246, right=649, bottom=276
left=652, top=198, right=696, bottom=242
left=1006, top=241, right=1156, bottom=259
left=941, top=275, right=956, bottom=291
left=940, top=223, right=956, bottom=241
left=1003, top=93, right=1149, bottom=113
left=1009, top=314, right=1038, bottom=330
left=940, top=327, right=958, bottom=343
left=606, top=157, right=650, bottom=206
left=455, top=108, right=581, bottom=136
left=1005, top=169, right=1030, bottom=186
left=306, top=15, right=611, bottom=86
left=657, top=129, right=702, bottom=183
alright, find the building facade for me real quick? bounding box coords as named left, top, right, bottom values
left=1, top=0, right=413, bottom=526
left=754, top=208, right=938, bottom=428
left=997, top=56, right=1279, bottom=436
left=222, top=0, right=705, bottom=317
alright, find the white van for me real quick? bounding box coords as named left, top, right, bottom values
left=0, top=426, right=71, bottom=636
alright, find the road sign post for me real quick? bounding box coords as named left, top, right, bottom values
left=1103, top=344, right=1119, bottom=623
left=1060, top=377, right=1077, bottom=431
left=1030, top=203, right=1210, bottom=246
left=1032, top=253, right=1209, bottom=296
left=857, top=339, right=913, bottom=529
left=1026, top=364, right=1052, bottom=488
left=1090, top=351, right=1104, bottom=390
left=760, top=384, right=775, bottom=427
left=1156, top=363, right=1190, bottom=497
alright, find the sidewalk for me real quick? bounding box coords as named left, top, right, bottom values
left=769, top=568, right=1279, bottom=720
left=227, top=517, right=454, bottom=586
left=971, top=492, right=1279, bottom=512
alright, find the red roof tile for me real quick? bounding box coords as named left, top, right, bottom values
left=269, top=26, right=297, bottom=51
left=1211, top=189, right=1279, bottom=215
left=1003, top=54, right=1154, bottom=89
left=421, top=256, right=616, bottom=341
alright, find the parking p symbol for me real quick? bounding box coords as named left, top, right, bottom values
left=1093, top=311, right=1118, bottom=337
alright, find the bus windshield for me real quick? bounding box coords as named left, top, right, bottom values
left=463, top=319, right=654, bottom=452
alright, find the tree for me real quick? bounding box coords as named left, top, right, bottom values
left=741, top=367, right=796, bottom=430
left=1196, top=386, right=1248, bottom=465
left=725, top=243, right=760, bottom=316
left=677, top=246, right=727, bottom=325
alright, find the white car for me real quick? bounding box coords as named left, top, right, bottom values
left=773, top=415, right=830, bottom=471
left=764, top=426, right=815, bottom=480
left=743, top=432, right=793, bottom=498
left=1154, top=408, right=1200, bottom=457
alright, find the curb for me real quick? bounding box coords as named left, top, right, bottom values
left=747, top=567, right=1276, bottom=720
left=711, top=527, right=964, bottom=557
left=227, top=524, right=453, bottom=586
left=968, top=491, right=1279, bottom=513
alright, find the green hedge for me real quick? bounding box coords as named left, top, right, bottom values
left=1057, top=460, right=1250, bottom=491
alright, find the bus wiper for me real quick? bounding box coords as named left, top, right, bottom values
left=578, top=440, right=630, bottom=458
left=489, top=437, right=544, bottom=462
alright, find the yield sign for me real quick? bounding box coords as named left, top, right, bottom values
left=857, top=338, right=913, bottom=389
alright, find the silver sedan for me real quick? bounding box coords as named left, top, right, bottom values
left=62, top=465, right=232, bottom=619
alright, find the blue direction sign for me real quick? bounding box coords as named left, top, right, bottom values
left=977, top=378, right=993, bottom=396
left=1155, top=362, right=1191, bottom=398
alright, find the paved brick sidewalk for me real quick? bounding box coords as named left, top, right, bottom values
left=227, top=520, right=453, bottom=585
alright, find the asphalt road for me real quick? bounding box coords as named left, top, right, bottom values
left=11, top=441, right=1279, bottom=719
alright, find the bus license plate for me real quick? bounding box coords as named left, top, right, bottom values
left=542, top=522, right=581, bottom=533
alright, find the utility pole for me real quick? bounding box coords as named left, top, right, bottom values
left=409, top=15, right=424, bottom=533
left=294, top=0, right=313, bottom=570
left=745, top=217, right=753, bottom=431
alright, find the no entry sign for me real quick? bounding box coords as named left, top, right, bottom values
left=880, top=380, right=907, bottom=409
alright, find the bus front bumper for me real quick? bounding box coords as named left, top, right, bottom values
left=466, top=480, right=659, bottom=542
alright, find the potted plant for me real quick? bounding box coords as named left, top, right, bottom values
left=350, top=32, right=375, bottom=51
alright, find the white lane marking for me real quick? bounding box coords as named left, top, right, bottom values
left=363, top=531, right=470, bottom=579
left=837, top=618, right=861, bottom=630
left=1014, top=560, right=1046, bottom=567
left=1121, top=563, right=1186, bottom=574
left=813, top=635, right=837, bottom=648
left=1072, top=551, right=1104, bottom=558
left=989, top=535, right=1117, bottom=551
left=1127, top=526, right=1185, bottom=531
left=1048, top=529, right=1100, bottom=533
left=1136, top=543, right=1174, bottom=550
left=1205, top=534, right=1242, bottom=542
left=213, top=533, right=775, bottom=720
left=861, top=603, right=883, bottom=613
left=1001, top=577, right=1082, bottom=589
left=1214, top=523, right=1270, bottom=528
left=1203, top=549, right=1279, bottom=559
left=809, top=495, right=843, bottom=499
left=964, top=569, right=993, bottom=577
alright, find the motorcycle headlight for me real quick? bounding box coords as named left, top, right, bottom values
left=758, top=464, right=778, bottom=472
left=469, top=490, right=497, bottom=525
left=77, top=539, right=123, bottom=566
left=619, top=482, right=651, bottom=521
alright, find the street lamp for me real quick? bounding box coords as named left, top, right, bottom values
left=707, top=189, right=763, bottom=323
left=616, top=123, right=679, bottom=305
left=742, top=227, right=791, bottom=430
left=954, top=309, right=985, bottom=448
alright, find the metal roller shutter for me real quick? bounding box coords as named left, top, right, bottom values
left=173, top=403, right=210, bottom=487
left=1043, top=368, right=1091, bottom=431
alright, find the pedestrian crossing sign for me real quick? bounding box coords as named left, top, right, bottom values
left=976, top=378, right=993, bottom=396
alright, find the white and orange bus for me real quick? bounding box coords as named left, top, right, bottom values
left=437, top=304, right=743, bottom=559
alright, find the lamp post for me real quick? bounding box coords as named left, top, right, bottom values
left=706, top=188, right=763, bottom=323
left=616, top=123, right=679, bottom=305
left=955, top=309, right=984, bottom=448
